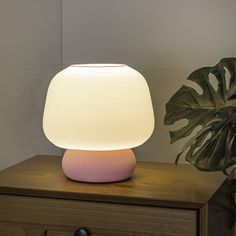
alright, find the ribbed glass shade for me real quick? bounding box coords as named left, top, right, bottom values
left=43, top=64, right=154, bottom=150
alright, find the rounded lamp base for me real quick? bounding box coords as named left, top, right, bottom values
left=62, top=149, right=136, bottom=183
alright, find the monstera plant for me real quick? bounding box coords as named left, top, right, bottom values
left=164, top=58, right=236, bottom=174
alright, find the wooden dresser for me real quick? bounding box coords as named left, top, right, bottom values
left=0, top=155, right=234, bottom=236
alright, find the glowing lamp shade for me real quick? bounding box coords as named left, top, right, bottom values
left=43, top=64, right=155, bottom=182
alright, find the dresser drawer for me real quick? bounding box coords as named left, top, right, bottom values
left=0, top=195, right=196, bottom=236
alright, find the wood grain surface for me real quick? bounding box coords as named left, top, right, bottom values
left=0, top=155, right=231, bottom=209
left=0, top=223, right=45, bottom=236
left=0, top=194, right=196, bottom=236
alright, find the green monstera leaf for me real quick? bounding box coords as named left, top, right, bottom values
left=164, top=58, right=236, bottom=174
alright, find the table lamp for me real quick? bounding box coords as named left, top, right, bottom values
left=43, top=64, right=154, bottom=182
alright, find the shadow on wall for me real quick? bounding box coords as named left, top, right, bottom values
left=134, top=68, right=191, bottom=163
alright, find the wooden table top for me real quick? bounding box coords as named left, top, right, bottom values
left=0, top=155, right=232, bottom=209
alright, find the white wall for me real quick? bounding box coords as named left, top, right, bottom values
left=62, top=0, right=236, bottom=162
left=0, top=0, right=62, bottom=170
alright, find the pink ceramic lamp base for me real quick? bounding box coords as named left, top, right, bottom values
left=62, top=149, right=136, bottom=183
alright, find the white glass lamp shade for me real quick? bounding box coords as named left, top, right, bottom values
left=43, top=64, right=155, bottom=151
